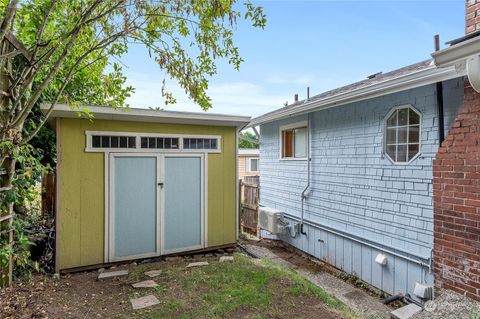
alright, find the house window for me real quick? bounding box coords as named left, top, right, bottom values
left=91, top=135, right=136, bottom=149
left=281, top=122, right=307, bottom=159
left=385, top=106, right=421, bottom=163
left=248, top=158, right=259, bottom=172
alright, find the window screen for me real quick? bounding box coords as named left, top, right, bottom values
left=385, top=107, right=420, bottom=163
left=91, top=135, right=136, bottom=148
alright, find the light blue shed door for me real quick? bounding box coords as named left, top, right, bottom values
left=113, top=156, right=157, bottom=259
left=164, top=157, right=202, bottom=252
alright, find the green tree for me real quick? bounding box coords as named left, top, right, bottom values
left=239, top=131, right=258, bottom=149
left=0, top=0, right=266, bottom=285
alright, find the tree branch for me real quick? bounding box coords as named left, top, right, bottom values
left=31, top=0, right=58, bottom=61
left=0, top=0, right=20, bottom=44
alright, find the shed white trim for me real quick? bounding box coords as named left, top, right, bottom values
left=41, top=103, right=251, bottom=127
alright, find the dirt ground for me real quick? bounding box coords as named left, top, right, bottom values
left=0, top=252, right=350, bottom=319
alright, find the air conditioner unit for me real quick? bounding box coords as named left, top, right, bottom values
left=258, top=207, right=284, bottom=234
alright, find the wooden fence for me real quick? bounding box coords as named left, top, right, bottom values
left=239, top=176, right=259, bottom=236
left=41, top=173, right=56, bottom=213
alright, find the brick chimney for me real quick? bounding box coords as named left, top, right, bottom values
left=432, top=0, right=480, bottom=301
left=466, top=0, right=480, bottom=33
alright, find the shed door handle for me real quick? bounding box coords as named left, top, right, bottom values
left=158, top=182, right=164, bottom=188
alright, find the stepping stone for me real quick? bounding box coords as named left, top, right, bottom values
left=390, top=303, right=422, bottom=319
left=144, top=270, right=162, bottom=278
left=130, top=295, right=160, bottom=310
left=132, top=280, right=158, bottom=288
left=219, top=256, right=234, bottom=262
left=98, top=270, right=128, bottom=280
left=186, top=261, right=209, bottom=268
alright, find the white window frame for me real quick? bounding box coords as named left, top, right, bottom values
left=247, top=157, right=259, bottom=173
left=85, top=130, right=222, bottom=153
left=383, top=104, right=422, bottom=165
left=279, top=120, right=308, bottom=160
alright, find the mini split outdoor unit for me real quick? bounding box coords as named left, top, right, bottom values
left=258, top=207, right=285, bottom=234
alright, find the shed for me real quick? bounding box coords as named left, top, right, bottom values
left=42, top=104, right=250, bottom=271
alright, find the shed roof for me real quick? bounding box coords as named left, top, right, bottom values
left=247, top=58, right=463, bottom=127
left=42, top=103, right=250, bottom=127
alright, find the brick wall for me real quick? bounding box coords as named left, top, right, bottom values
left=433, top=81, right=480, bottom=301
left=466, top=0, right=480, bottom=34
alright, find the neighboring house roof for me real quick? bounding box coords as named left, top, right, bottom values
left=41, top=103, right=250, bottom=127
left=248, top=58, right=464, bottom=127
left=238, top=148, right=259, bottom=156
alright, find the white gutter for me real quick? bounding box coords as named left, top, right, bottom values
left=432, top=36, right=480, bottom=93
left=247, top=64, right=463, bottom=127
left=431, top=36, right=480, bottom=68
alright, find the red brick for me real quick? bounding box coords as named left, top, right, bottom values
left=465, top=200, right=480, bottom=207
left=434, top=82, right=480, bottom=300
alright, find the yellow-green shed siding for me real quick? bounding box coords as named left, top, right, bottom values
left=57, top=118, right=237, bottom=270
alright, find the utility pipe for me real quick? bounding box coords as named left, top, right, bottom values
left=300, top=113, right=311, bottom=235
left=281, top=212, right=431, bottom=269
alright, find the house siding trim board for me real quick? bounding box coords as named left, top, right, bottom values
left=259, top=79, right=464, bottom=298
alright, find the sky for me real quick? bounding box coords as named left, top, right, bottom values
left=120, top=0, right=464, bottom=118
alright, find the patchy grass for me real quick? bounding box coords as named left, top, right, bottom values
left=1, top=254, right=359, bottom=319
left=132, top=255, right=356, bottom=318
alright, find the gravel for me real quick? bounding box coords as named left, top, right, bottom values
left=413, top=290, right=480, bottom=319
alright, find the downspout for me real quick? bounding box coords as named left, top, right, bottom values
left=434, top=35, right=445, bottom=145
left=436, top=82, right=445, bottom=145
left=252, top=126, right=260, bottom=139
left=300, top=112, right=311, bottom=235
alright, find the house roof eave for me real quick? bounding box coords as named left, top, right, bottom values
left=247, top=63, right=463, bottom=128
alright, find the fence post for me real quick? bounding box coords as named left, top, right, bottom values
left=238, top=179, right=242, bottom=235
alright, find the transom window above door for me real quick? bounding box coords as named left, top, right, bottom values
left=280, top=121, right=308, bottom=159
left=85, top=131, right=221, bottom=153
left=384, top=105, right=421, bottom=164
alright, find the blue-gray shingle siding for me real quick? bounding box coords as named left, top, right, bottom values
left=259, top=78, right=464, bottom=297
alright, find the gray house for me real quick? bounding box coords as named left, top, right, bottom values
left=248, top=59, right=467, bottom=299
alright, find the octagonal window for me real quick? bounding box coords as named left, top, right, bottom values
left=385, top=106, right=421, bottom=163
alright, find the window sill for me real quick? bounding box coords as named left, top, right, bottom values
left=279, top=158, right=308, bottom=161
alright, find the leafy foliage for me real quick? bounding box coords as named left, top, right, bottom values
left=0, top=142, right=49, bottom=282
left=239, top=131, right=258, bottom=149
